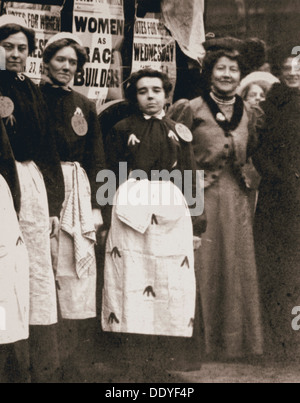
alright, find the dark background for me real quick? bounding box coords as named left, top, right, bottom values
left=1, top=0, right=299, bottom=100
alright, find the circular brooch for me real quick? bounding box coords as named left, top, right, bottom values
left=0, top=96, right=14, bottom=118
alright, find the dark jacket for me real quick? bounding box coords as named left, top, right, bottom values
left=252, top=84, right=300, bottom=353
left=106, top=111, right=207, bottom=236
left=0, top=71, right=64, bottom=217
left=253, top=83, right=300, bottom=223
left=40, top=83, right=107, bottom=211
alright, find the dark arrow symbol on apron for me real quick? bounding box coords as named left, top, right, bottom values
left=189, top=318, right=195, bottom=327
left=181, top=256, right=190, bottom=269
left=111, top=247, right=121, bottom=258
left=143, top=286, right=156, bottom=298
left=151, top=214, right=158, bottom=225
left=16, top=236, right=23, bottom=246
left=108, top=313, right=120, bottom=324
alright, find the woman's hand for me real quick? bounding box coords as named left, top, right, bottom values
left=193, top=236, right=202, bottom=251
left=49, top=216, right=60, bottom=239
left=92, top=208, right=103, bottom=232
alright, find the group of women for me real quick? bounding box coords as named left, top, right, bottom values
left=0, top=12, right=300, bottom=383
left=0, top=15, right=105, bottom=382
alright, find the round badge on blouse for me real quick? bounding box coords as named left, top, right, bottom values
left=175, top=123, right=193, bottom=143
left=71, top=107, right=88, bottom=136
left=0, top=96, right=14, bottom=118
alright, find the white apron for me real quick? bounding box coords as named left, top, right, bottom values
left=16, top=161, right=57, bottom=326
left=102, top=179, right=196, bottom=338
left=56, top=162, right=97, bottom=320
left=0, top=175, right=29, bottom=344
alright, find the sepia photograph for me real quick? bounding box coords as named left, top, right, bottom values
left=0, top=0, right=300, bottom=386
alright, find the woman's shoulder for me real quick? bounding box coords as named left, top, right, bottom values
left=169, top=96, right=205, bottom=112
left=266, top=83, right=300, bottom=106
left=113, top=114, right=140, bottom=132
left=167, top=96, right=205, bottom=129
left=70, top=89, right=94, bottom=106
left=22, top=74, right=43, bottom=94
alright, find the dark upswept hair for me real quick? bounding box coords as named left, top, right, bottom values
left=268, top=42, right=298, bottom=78
left=125, top=68, right=173, bottom=105
left=201, top=48, right=247, bottom=92
left=43, top=38, right=88, bottom=73
left=0, top=24, right=35, bottom=54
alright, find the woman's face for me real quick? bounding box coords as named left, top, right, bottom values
left=45, top=46, right=78, bottom=86
left=281, top=57, right=300, bottom=88
left=0, top=32, right=28, bottom=73
left=245, top=84, right=266, bottom=106
left=136, top=76, right=166, bottom=116
left=211, top=56, right=241, bottom=97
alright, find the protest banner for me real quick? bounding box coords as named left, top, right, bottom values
left=6, top=3, right=61, bottom=83
left=132, top=16, right=177, bottom=106
left=72, top=0, right=125, bottom=108
left=161, top=0, right=205, bottom=62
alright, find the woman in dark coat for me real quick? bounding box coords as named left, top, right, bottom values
left=253, top=43, right=300, bottom=360
left=101, top=68, right=206, bottom=378
left=40, top=32, right=107, bottom=377
left=0, top=15, right=64, bottom=383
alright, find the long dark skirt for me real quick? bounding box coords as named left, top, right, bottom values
left=0, top=325, right=60, bottom=383
left=0, top=340, right=30, bottom=383
left=97, top=291, right=203, bottom=382
left=196, top=167, right=263, bottom=360
left=29, top=324, right=60, bottom=383
left=254, top=190, right=300, bottom=360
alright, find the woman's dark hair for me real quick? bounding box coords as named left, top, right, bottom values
left=201, top=48, right=247, bottom=91
left=268, top=42, right=296, bottom=78
left=241, top=38, right=266, bottom=75
left=0, top=24, right=35, bottom=54
left=125, top=68, right=173, bottom=105
left=43, top=38, right=88, bottom=72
